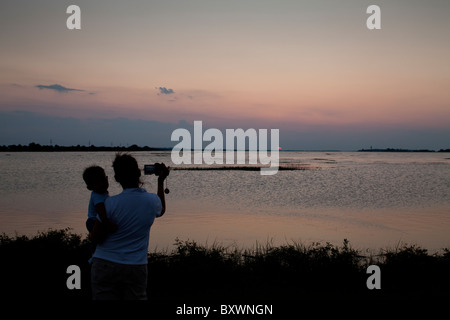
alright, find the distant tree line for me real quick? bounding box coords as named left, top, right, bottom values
left=0, top=142, right=170, bottom=152
left=1, top=143, right=449, bottom=152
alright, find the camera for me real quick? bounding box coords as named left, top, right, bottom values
left=143, top=163, right=170, bottom=194
left=143, top=163, right=163, bottom=176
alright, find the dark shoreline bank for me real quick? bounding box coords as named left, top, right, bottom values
left=359, top=148, right=450, bottom=152
left=1, top=229, right=449, bottom=301
left=0, top=143, right=170, bottom=152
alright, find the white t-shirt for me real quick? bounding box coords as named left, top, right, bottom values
left=87, top=191, right=109, bottom=220
left=93, top=188, right=162, bottom=265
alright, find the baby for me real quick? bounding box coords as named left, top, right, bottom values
left=82, top=166, right=117, bottom=243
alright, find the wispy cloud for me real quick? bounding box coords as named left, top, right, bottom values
left=157, top=87, right=175, bottom=95
left=35, top=84, right=85, bottom=93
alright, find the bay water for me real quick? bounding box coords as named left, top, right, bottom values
left=1, top=151, right=449, bottom=251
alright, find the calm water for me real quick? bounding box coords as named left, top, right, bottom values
left=1, top=151, right=449, bottom=251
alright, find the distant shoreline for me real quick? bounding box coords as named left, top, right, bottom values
left=1, top=143, right=449, bottom=152
left=0, top=143, right=170, bottom=152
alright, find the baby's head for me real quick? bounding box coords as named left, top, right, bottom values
left=83, top=166, right=109, bottom=193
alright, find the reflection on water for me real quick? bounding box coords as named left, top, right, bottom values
left=0, top=151, right=449, bottom=250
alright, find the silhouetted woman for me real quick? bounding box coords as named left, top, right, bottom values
left=90, top=153, right=169, bottom=300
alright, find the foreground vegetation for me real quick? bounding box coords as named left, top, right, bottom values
left=0, top=229, right=448, bottom=300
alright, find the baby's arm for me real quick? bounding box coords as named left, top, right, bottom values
left=94, top=202, right=108, bottom=223
left=95, top=202, right=118, bottom=234
left=89, top=220, right=104, bottom=244
left=89, top=203, right=117, bottom=244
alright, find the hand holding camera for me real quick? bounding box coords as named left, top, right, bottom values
left=144, top=163, right=170, bottom=194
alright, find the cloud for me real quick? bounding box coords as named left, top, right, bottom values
left=158, top=87, right=175, bottom=95
left=35, top=84, right=85, bottom=93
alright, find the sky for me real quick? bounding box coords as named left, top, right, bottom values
left=1, top=0, right=449, bottom=150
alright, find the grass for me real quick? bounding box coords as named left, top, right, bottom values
left=0, top=229, right=449, bottom=300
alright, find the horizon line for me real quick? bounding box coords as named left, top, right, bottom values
left=1, top=143, right=449, bottom=153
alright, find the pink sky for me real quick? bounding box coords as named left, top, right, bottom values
left=1, top=1, right=449, bottom=148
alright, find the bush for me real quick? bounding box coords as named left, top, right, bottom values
left=1, top=229, right=448, bottom=300
left=0, top=228, right=92, bottom=299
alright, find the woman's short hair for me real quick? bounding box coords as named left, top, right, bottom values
left=112, top=153, right=142, bottom=187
